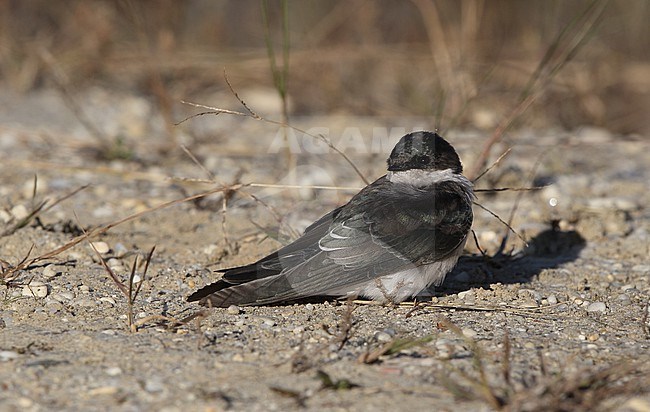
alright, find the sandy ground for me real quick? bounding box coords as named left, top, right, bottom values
left=1, top=88, right=649, bottom=411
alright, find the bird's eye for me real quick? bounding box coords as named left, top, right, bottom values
left=416, top=155, right=429, bottom=165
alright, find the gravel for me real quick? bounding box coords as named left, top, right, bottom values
left=0, top=88, right=648, bottom=411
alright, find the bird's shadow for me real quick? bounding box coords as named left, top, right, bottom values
left=439, top=227, right=586, bottom=294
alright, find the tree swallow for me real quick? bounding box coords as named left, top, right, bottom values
left=188, top=131, right=474, bottom=307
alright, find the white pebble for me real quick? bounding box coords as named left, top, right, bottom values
left=91, top=242, right=110, bottom=254
left=0, top=210, right=11, bottom=223
left=100, top=297, right=117, bottom=306
left=76, top=298, right=96, bottom=308
left=105, top=367, right=122, bottom=376
left=42, top=266, right=61, bottom=279
left=113, top=243, right=128, bottom=257
left=226, top=305, right=241, bottom=315
left=457, top=290, right=473, bottom=300
left=107, top=258, right=123, bottom=270
left=10, top=204, right=29, bottom=220
left=616, top=294, right=632, bottom=305
left=479, top=231, right=497, bottom=243
left=547, top=294, right=558, bottom=305
left=144, top=378, right=164, bottom=393
left=462, top=328, right=478, bottom=339
left=50, top=292, right=74, bottom=302
left=374, top=331, right=393, bottom=343
left=22, top=282, right=49, bottom=298
left=0, top=351, right=20, bottom=361
left=586, top=302, right=606, bottom=313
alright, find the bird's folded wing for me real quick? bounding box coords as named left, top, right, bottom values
left=225, top=184, right=473, bottom=305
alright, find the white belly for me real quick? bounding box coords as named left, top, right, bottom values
left=354, top=239, right=466, bottom=303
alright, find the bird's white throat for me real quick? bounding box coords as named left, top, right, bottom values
left=387, top=168, right=469, bottom=186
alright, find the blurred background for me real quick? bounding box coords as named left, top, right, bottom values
left=1, top=0, right=648, bottom=139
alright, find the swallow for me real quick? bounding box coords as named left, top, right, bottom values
left=188, top=131, right=474, bottom=307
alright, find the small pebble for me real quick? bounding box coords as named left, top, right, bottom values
left=292, top=326, right=305, bottom=334
left=113, top=243, right=128, bottom=257
left=79, top=285, right=91, bottom=293
left=588, top=333, right=600, bottom=342
left=374, top=331, right=393, bottom=343
left=631, top=264, right=649, bottom=273
left=144, top=378, right=164, bottom=393
left=304, top=303, right=314, bottom=311
left=100, top=297, right=116, bottom=306
left=50, top=292, right=74, bottom=302
left=462, top=328, right=478, bottom=339
left=76, top=298, right=97, bottom=308
left=586, top=302, right=606, bottom=313
left=0, top=351, right=20, bottom=361
left=0, top=210, right=10, bottom=223
left=547, top=294, right=558, bottom=305
left=457, top=290, right=473, bottom=300
left=17, top=398, right=33, bottom=408
left=616, top=294, right=632, bottom=305
left=22, top=282, right=49, bottom=298
left=42, top=266, right=61, bottom=279
left=91, top=242, right=110, bottom=254
left=479, top=230, right=497, bottom=243
left=226, top=305, right=241, bottom=315
left=518, top=289, right=542, bottom=302
left=10, top=204, right=29, bottom=220
left=105, top=367, right=123, bottom=376
left=521, top=300, right=539, bottom=308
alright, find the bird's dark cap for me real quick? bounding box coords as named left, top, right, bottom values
left=387, top=131, right=462, bottom=173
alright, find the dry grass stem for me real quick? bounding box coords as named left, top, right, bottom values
left=359, top=335, right=434, bottom=364
left=472, top=202, right=529, bottom=248
left=1, top=179, right=89, bottom=238
left=472, top=148, right=512, bottom=183
left=466, top=0, right=609, bottom=180
left=179, top=72, right=370, bottom=185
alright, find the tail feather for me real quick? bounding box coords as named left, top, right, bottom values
left=186, top=279, right=230, bottom=302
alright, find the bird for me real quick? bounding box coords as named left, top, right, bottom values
left=188, top=131, right=474, bottom=307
